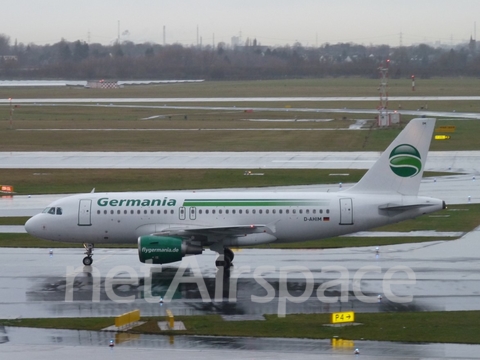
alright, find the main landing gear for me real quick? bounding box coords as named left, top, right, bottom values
left=215, top=247, right=234, bottom=269
left=83, top=243, right=94, bottom=266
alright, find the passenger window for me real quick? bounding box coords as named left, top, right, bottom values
left=279, top=209, right=283, bottom=214
left=219, top=209, right=222, bottom=214
left=111, top=210, right=114, bottom=215
left=157, top=210, right=160, bottom=214
left=272, top=209, right=276, bottom=214
left=206, top=209, right=209, bottom=214
left=170, top=210, right=174, bottom=214
left=199, top=209, right=202, bottom=214
left=164, top=209, right=167, bottom=214
left=131, top=210, right=134, bottom=214
left=266, top=209, right=269, bottom=214
left=252, top=209, right=256, bottom=214
left=313, top=209, right=316, bottom=214
left=104, top=210, right=107, bottom=215
left=239, top=209, right=242, bottom=214
left=226, top=209, right=229, bottom=214
left=117, top=210, right=121, bottom=215
left=320, top=209, right=323, bottom=214
left=293, top=209, right=296, bottom=214
left=286, top=209, right=289, bottom=214
left=125, top=210, right=128, bottom=214
left=212, top=210, right=216, bottom=214
left=246, top=210, right=249, bottom=214
left=299, top=209, right=302, bottom=214
left=97, top=210, right=101, bottom=215
left=137, top=210, right=141, bottom=214
left=326, top=209, right=330, bottom=214
left=306, top=209, right=309, bottom=214
left=232, top=209, right=236, bottom=214
left=259, top=209, right=262, bottom=214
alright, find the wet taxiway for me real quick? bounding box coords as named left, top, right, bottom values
left=2, top=224, right=480, bottom=320
left=3, top=326, right=480, bottom=360
left=3, top=229, right=480, bottom=359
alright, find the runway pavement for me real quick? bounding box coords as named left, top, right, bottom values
left=3, top=326, right=480, bottom=360
left=2, top=96, right=480, bottom=103
left=1, top=151, right=480, bottom=173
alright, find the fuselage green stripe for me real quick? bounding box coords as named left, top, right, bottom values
left=182, top=200, right=330, bottom=207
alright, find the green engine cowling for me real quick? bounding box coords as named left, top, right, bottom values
left=138, top=236, right=203, bottom=264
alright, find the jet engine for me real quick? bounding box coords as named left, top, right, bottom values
left=138, top=236, right=203, bottom=264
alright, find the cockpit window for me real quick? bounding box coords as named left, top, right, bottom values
left=42, top=207, right=63, bottom=215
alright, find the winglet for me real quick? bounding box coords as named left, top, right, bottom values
left=346, top=118, right=436, bottom=195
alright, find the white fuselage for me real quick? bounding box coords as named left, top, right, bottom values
left=25, top=190, right=444, bottom=245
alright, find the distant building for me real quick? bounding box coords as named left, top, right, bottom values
left=1, top=55, right=18, bottom=62
left=231, top=36, right=242, bottom=48
left=86, top=80, right=119, bottom=89
left=469, top=36, right=476, bottom=54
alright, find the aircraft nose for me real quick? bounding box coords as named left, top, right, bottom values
left=25, top=216, right=39, bottom=236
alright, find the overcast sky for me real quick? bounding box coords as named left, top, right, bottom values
left=3, top=0, right=480, bottom=47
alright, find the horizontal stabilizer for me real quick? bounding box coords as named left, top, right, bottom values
left=379, top=203, right=437, bottom=211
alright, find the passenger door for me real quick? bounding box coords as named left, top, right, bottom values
left=78, top=199, right=92, bottom=226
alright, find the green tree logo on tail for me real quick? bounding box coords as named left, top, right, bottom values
left=389, top=144, right=422, bottom=177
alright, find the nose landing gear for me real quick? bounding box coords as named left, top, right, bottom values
left=83, top=243, right=94, bottom=266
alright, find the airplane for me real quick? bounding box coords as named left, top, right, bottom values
left=25, top=118, right=445, bottom=268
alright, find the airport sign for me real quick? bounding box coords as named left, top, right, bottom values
left=331, top=311, right=355, bottom=324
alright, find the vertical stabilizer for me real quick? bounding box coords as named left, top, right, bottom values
left=346, top=118, right=436, bottom=195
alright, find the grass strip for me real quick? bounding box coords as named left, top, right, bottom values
left=4, top=311, right=480, bottom=344
left=0, top=168, right=367, bottom=195
left=0, top=217, right=29, bottom=225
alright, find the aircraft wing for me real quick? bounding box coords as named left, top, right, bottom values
left=151, top=224, right=272, bottom=238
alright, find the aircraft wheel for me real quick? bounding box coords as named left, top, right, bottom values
left=224, top=248, right=234, bottom=263
left=83, top=256, right=93, bottom=266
